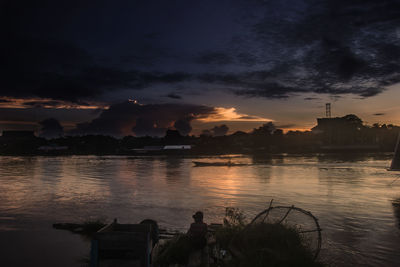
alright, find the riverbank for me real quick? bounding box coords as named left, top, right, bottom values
left=55, top=205, right=324, bottom=267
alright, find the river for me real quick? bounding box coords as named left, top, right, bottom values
left=0, top=154, right=400, bottom=266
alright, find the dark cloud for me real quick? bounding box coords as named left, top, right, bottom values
left=72, top=102, right=215, bottom=137
left=132, top=118, right=166, bottom=137
left=373, top=113, right=385, bottom=116
left=197, top=62, right=394, bottom=99
left=198, top=72, right=296, bottom=99
left=211, top=124, right=229, bottom=136
left=39, top=118, right=64, bottom=138
left=0, top=1, right=192, bottom=103
left=165, top=93, right=182, bottom=100
left=1, top=37, right=192, bottom=102
left=173, top=117, right=193, bottom=136
left=195, top=52, right=234, bottom=65
left=0, top=107, right=99, bottom=126
left=329, top=95, right=342, bottom=102
left=0, top=36, right=95, bottom=102
left=238, top=115, right=260, bottom=120
left=195, top=51, right=258, bottom=67
left=237, top=0, right=400, bottom=98
left=236, top=53, right=258, bottom=66
left=2, top=0, right=400, bottom=106
left=303, top=97, right=320, bottom=101
left=0, top=99, right=12, bottom=103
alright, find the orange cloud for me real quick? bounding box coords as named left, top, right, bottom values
left=196, top=107, right=272, bottom=122
left=0, top=97, right=108, bottom=110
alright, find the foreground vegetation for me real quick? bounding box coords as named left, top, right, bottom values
left=216, top=223, right=323, bottom=267
left=53, top=208, right=324, bottom=266
left=155, top=208, right=324, bottom=267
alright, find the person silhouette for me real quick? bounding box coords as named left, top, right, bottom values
left=187, top=211, right=208, bottom=249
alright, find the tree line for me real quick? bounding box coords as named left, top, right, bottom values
left=0, top=115, right=399, bottom=155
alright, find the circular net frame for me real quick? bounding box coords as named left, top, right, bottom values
left=250, top=205, right=322, bottom=260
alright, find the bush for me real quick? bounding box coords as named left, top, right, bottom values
left=154, top=234, right=193, bottom=266
left=229, top=223, right=322, bottom=267
left=214, top=208, right=324, bottom=267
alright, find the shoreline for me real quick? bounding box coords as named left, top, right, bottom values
left=0, top=151, right=395, bottom=157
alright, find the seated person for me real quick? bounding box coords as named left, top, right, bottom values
left=187, top=211, right=208, bottom=249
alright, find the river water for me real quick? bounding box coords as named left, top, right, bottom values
left=0, top=154, right=400, bottom=266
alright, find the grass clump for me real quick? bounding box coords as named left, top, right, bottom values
left=228, top=223, right=322, bottom=267
left=214, top=207, right=247, bottom=249
left=154, top=234, right=193, bottom=266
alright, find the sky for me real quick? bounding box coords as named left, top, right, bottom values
left=1, top=0, right=400, bottom=137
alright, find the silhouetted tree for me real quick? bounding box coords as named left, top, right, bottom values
left=39, top=118, right=64, bottom=139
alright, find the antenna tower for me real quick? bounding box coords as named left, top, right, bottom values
left=326, top=103, right=331, bottom=118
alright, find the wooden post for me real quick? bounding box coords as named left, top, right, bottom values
left=390, top=132, right=400, bottom=170
left=90, top=239, right=99, bottom=267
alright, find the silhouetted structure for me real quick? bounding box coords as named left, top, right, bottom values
left=390, top=133, right=400, bottom=170
left=326, top=103, right=331, bottom=118
left=164, top=145, right=191, bottom=150
left=314, top=115, right=366, bottom=146
left=2, top=130, right=35, bottom=139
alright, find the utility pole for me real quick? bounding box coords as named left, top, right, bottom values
left=326, top=103, right=331, bottom=118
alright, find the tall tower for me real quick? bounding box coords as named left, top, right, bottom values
left=326, top=103, right=331, bottom=118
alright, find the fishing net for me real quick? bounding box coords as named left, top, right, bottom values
left=250, top=204, right=322, bottom=260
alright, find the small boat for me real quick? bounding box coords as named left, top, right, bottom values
left=193, top=161, right=247, bottom=167
left=90, top=219, right=157, bottom=267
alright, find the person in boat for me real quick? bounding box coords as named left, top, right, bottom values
left=187, top=211, right=208, bottom=249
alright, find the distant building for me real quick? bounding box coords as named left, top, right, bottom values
left=144, top=146, right=164, bottom=151
left=38, top=144, right=68, bottom=152
left=313, top=115, right=378, bottom=150
left=314, top=117, right=351, bottom=135
left=163, top=145, right=191, bottom=150
left=131, top=145, right=191, bottom=154
left=313, top=116, right=363, bottom=145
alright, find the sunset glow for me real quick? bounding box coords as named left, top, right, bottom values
left=196, top=107, right=272, bottom=123
left=0, top=97, right=108, bottom=110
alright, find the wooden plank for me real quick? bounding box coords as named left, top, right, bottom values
left=97, top=222, right=116, bottom=233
